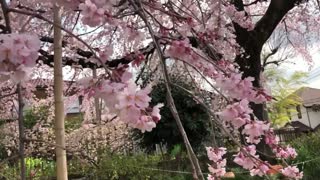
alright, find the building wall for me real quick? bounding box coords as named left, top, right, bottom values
left=290, top=105, right=320, bottom=129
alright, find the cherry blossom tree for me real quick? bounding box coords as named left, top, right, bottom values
left=0, top=0, right=319, bottom=179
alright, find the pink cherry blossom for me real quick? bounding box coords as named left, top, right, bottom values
left=208, top=165, right=226, bottom=177
left=242, top=121, right=270, bottom=144
left=206, top=147, right=227, bottom=162
left=250, top=163, right=269, bottom=177
left=280, top=166, right=303, bottom=179
left=219, top=99, right=252, bottom=129
left=151, top=103, right=164, bottom=123
left=206, top=147, right=227, bottom=179
left=234, top=145, right=258, bottom=170
left=166, top=40, right=193, bottom=61
left=79, top=0, right=105, bottom=27
left=0, top=34, right=40, bottom=83
left=265, top=129, right=279, bottom=145
left=234, top=152, right=256, bottom=170
left=78, top=71, right=162, bottom=132
left=274, top=146, right=297, bottom=159
left=134, top=115, right=156, bottom=133
left=207, top=174, right=215, bottom=180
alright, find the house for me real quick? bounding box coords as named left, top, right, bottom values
left=287, top=87, right=320, bottom=129
left=30, top=78, right=82, bottom=116
left=274, top=87, right=320, bottom=142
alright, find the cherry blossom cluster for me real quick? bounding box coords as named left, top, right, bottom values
left=273, top=145, right=297, bottom=159
left=264, top=130, right=298, bottom=159
left=78, top=71, right=163, bottom=133
left=219, top=99, right=302, bottom=178
left=225, top=5, right=254, bottom=30
left=0, top=34, right=40, bottom=82
left=166, top=40, right=271, bottom=103
left=234, top=145, right=270, bottom=177
left=59, top=0, right=118, bottom=27
left=242, top=120, right=270, bottom=144
left=206, top=147, right=227, bottom=180
left=78, top=0, right=108, bottom=27
left=281, top=166, right=304, bottom=179
left=219, top=99, right=252, bottom=129
left=216, top=73, right=272, bottom=103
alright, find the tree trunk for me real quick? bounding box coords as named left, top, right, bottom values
left=53, top=4, right=68, bottom=180
left=92, top=67, right=101, bottom=123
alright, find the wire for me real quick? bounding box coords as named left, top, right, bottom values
left=292, top=156, right=320, bottom=166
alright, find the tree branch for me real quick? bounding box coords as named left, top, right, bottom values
left=262, top=46, right=279, bottom=68
left=0, top=91, right=16, bottom=100
left=253, top=0, right=301, bottom=47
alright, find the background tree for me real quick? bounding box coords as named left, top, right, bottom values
left=265, top=68, right=307, bottom=127
left=133, top=74, right=212, bottom=154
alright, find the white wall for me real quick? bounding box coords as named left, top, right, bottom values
left=291, top=106, right=320, bottom=129
left=306, top=107, right=320, bottom=129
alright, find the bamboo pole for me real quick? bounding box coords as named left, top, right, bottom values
left=53, top=4, right=68, bottom=180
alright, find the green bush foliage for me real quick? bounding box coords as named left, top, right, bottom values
left=24, top=105, right=49, bottom=129
left=95, top=150, right=193, bottom=180
left=289, top=131, right=320, bottom=180
left=133, top=75, right=211, bottom=154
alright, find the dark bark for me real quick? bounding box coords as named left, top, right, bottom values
left=37, top=36, right=203, bottom=69
left=38, top=43, right=155, bottom=69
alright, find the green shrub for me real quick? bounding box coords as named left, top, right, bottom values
left=65, top=114, right=83, bottom=132
left=133, top=76, right=212, bottom=154
left=289, top=131, right=320, bottom=180
left=25, top=157, right=55, bottom=178
left=95, top=151, right=193, bottom=180
left=24, top=106, right=50, bottom=129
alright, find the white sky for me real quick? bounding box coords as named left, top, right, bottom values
left=283, top=50, right=320, bottom=89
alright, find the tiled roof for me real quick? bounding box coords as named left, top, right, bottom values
left=283, top=121, right=313, bottom=132
left=29, top=78, right=75, bottom=88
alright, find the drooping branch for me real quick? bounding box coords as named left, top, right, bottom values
left=0, top=1, right=26, bottom=179
left=132, top=1, right=205, bottom=179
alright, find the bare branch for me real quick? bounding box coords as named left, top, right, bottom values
left=0, top=91, right=16, bottom=100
